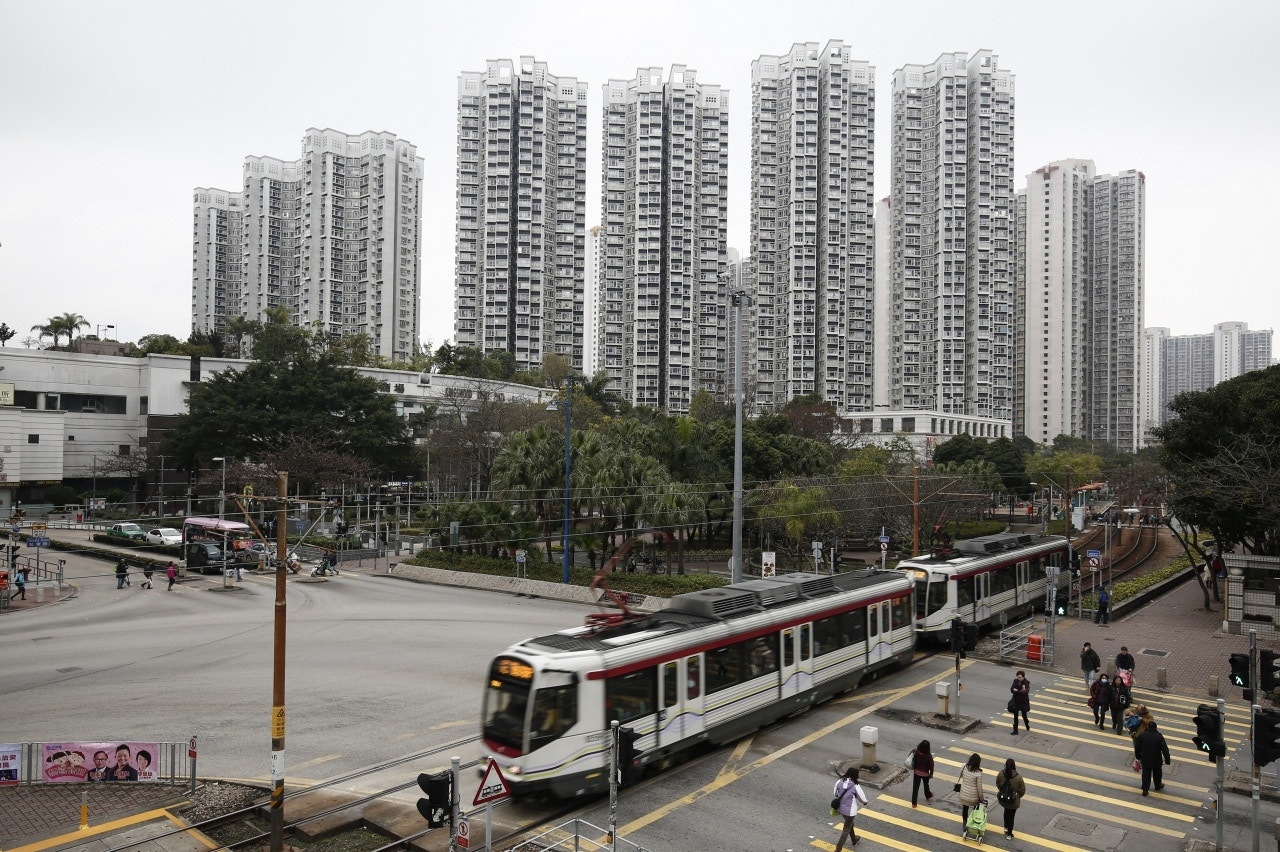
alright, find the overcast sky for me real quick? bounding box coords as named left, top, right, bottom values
left=3, top=0, right=1277, bottom=351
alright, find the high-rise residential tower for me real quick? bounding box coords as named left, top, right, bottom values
left=600, top=65, right=728, bottom=412
left=1016, top=161, right=1146, bottom=451
left=751, top=41, right=875, bottom=413
left=193, top=129, right=424, bottom=361
left=454, top=57, right=588, bottom=373
left=888, top=50, right=1015, bottom=419
left=1144, top=321, right=1272, bottom=429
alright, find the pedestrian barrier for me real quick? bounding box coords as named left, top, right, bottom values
left=1027, top=634, right=1043, bottom=662
left=998, top=615, right=1056, bottom=667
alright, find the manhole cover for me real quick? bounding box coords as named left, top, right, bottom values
left=1054, top=815, right=1096, bottom=835
left=1141, top=648, right=1170, bottom=657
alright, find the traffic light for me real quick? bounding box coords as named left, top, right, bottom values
left=1261, top=650, right=1280, bottom=693
left=1191, top=704, right=1225, bottom=762
left=415, top=771, right=452, bottom=827
left=1254, top=709, right=1280, bottom=767
left=1230, top=653, right=1251, bottom=688
left=618, top=726, right=642, bottom=786
left=950, top=618, right=964, bottom=656
left=963, top=623, right=979, bottom=652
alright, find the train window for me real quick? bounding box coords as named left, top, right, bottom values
left=663, top=661, right=678, bottom=709
left=842, top=610, right=866, bottom=645
left=707, top=645, right=743, bottom=692
left=814, top=617, right=839, bottom=656
left=749, top=636, right=778, bottom=677
left=783, top=629, right=795, bottom=667
left=956, top=579, right=974, bottom=609
left=991, top=566, right=1017, bottom=595
left=881, top=602, right=891, bottom=634
left=891, top=595, right=912, bottom=630
left=529, top=684, right=578, bottom=750
left=926, top=578, right=948, bottom=616
left=686, top=656, right=701, bottom=700
left=605, top=669, right=656, bottom=724
left=483, top=683, right=531, bottom=751
left=868, top=603, right=879, bottom=637
left=800, top=624, right=811, bottom=661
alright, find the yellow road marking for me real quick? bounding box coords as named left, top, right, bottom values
left=7, top=807, right=212, bottom=852
left=289, top=753, right=343, bottom=772
left=851, top=798, right=1093, bottom=852
left=610, top=661, right=976, bottom=837
left=958, top=738, right=1203, bottom=794
left=715, top=737, right=755, bottom=781
left=981, top=705, right=1219, bottom=760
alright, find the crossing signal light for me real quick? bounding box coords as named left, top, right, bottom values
left=1191, top=704, right=1225, bottom=761
left=1230, top=653, right=1251, bottom=688
left=618, top=726, right=642, bottom=786
left=1261, top=650, right=1280, bottom=693
left=415, top=771, right=452, bottom=828
left=1254, top=709, right=1280, bottom=767
left=950, top=619, right=965, bottom=657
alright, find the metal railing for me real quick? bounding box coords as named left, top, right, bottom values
left=998, top=615, right=1054, bottom=666
left=505, top=818, right=655, bottom=852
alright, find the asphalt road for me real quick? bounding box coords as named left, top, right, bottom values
left=1, top=545, right=592, bottom=785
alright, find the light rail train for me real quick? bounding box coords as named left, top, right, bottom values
left=900, top=532, right=1071, bottom=644
left=481, top=568, right=915, bottom=798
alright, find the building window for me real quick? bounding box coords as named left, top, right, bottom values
left=28, top=434, right=39, bottom=444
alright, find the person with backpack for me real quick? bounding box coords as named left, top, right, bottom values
left=11, top=564, right=26, bottom=600
left=1109, top=679, right=1133, bottom=733
left=994, top=757, right=1026, bottom=839
left=831, top=766, right=869, bottom=850
left=1095, top=586, right=1111, bottom=624
left=908, top=740, right=935, bottom=807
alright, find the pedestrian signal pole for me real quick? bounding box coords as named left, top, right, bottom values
left=1217, top=697, right=1226, bottom=852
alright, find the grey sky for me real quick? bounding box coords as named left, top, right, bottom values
left=2, top=0, right=1276, bottom=350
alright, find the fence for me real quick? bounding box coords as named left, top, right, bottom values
left=0, top=550, right=67, bottom=612
left=3, top=741, right=194, bottom=787
left=505, top=818, right=656, bottom=852
left=998, top=614, right=1055, bottom=667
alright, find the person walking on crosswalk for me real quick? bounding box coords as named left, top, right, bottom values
left=1134, top=721, right=1171, bottom=795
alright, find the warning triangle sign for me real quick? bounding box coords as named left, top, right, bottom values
left=473, top=759, right=511, bottom=805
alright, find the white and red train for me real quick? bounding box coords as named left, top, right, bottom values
left=480, top=532, right=1068, bottom=798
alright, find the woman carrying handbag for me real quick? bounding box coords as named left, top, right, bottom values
left=831, top=766, right=870, bottom=850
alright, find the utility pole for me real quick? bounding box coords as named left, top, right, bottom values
left=269, top=471, right=289, bottom=852
left=730, top=287, right=746, bottom=584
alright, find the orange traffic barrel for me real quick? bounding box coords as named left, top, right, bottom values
left=1026, top=634, right=1043, bottom=662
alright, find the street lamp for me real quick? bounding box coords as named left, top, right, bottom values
left=96, top=324, right=115, bottom=340
left=546, top=379, right=573, bottom=584
left=212, top=457, right=227, bottom=521
left=729, top=287, right=747, bottom=584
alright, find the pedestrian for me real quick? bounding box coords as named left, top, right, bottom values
left=1095, top=586, right=1110, bottom=625
left=831, top=766, right=869, bottom=851
left=908, top=740, right=935, bottom=807
left=1081, top=642, right=1101, bottom=691
left=1109, top=678, right=1132, bottom=733
left=165, top=561, right=177, bottom=591
left=11, top=565, right=26, bottom=600
left=115, top=557, right=129, bottom=589
left=1134, top=720, right=1171, bottom=795
left=1125, top=702, right=1154, bottom=740
left=956, top=753, right=985, bottom=836
left=1009, top=670, right=1031, bottom=734
left=141, top=563, right=154, bottom=590
left=994, top=757, right=1026, bottom=840
left=1115, top=646, right=1136, bottom=683
left=1089, top=673, right=1113, bottom=729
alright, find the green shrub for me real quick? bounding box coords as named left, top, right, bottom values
left=1081, top=550, right=1195, bottom=608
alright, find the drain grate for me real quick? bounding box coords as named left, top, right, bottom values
left=1141, top=648, right=1170, bottom=657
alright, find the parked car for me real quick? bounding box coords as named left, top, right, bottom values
left=108, top=523, right=147, bottom=541
left=145, top=527, right=183, bottom=547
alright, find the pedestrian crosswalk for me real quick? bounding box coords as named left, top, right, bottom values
left=812, top=673, right=1241, bottom=851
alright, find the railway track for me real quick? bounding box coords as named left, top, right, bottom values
left=1075, top=524, right=1164, bottom=599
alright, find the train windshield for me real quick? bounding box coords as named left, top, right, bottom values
left=914, top=573, right=948, bottom=618
left=483, top=656, right=534, bottom=751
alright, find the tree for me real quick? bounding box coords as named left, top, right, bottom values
left=781, top=393, right=838, bottom=442
left=1155, top=364, right=1280, bottom=555
left=0, top=323, right=14, bottom=347
left=136, top=333, right=185, bottom=355
left=160, top=349, right=416, bottom=481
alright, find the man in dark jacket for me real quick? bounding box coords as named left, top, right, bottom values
left=1134, top=721, right=1171, bottom=795
left=1081, top=642, right=1101, bottom=691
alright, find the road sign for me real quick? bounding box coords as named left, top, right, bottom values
left=1086, top=549, right=1100, bottom=558
left=27, top=537, right=50, bottom=547
left=456, top=818, right=470, bottom=849
left=473, top=759, right=511, bottom=806
left=880, top=541, right=889, bottom=552
left=761, top=551, right=776, bottom=578
left=1088, top=556, right=1099, bottom=571
left=879, top=535, right=890, bottom=544
left=515, top=550, right=527, bottom=563
left=10, top=526, right=19, bottom=535
left=32, top=522, right=46, bottom=533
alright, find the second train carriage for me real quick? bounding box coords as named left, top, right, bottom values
left=902, top=532, right=1071, bottom=644
left=481, top=568, right=915, bottom=798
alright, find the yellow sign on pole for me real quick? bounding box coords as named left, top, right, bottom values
left=272, top=706, right=285, bottom=739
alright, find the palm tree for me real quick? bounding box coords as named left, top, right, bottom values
left=29, top=312, right=89, bottom=349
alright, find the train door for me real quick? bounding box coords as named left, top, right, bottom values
left=867, top=602, right=893, bottom=665
left=975, top=573, right=990, bottom=623
left=780, top=626, right=807, bottom=700
left=659, top=660, right=685, bottom=743
left=1016, top=560, right=1029, bottom=609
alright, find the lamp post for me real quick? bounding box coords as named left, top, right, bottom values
left=90, top=455, right=98, bottom=520
left=96, top=323, right=115, bottom=340
left=730, top=287, right=746, bottom=584
left=546, top=379, right=573, bottom=584
left=158, top=454, right=167, bottom=519
left=212, top=457, right=227, bottom=521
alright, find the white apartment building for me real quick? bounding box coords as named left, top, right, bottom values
left=601, top=65, right=728, bottom=412
left=1145, top=322, right=1274, bottom=428
left=751, top=41, right=875, bottom=413
left=193, top=129, right=424, bottom=362
left=454, top=57, right=588, bottom=374
left=1017, top=161, right=1146, bottom=452
left=585, top=225, right=603, bottom=376
left=888, top=50, right=1015, bottom=420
